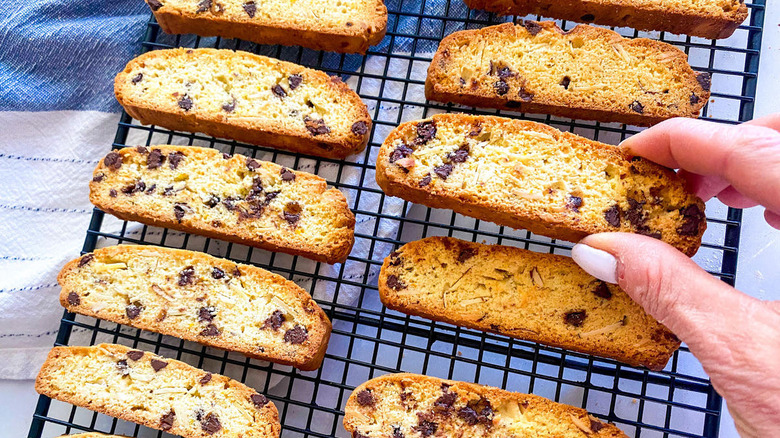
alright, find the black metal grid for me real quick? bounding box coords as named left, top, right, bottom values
left=28, top=1, right=765, bottom=437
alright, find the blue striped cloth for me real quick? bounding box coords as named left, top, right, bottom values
left=0, top=0, right=149, bottom=378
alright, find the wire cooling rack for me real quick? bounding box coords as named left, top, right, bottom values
left=29, top=1, right=766, bottom=437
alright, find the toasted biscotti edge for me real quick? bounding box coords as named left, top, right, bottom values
left=35, top=344, right=281, bottom=438
left=377, top=237, right=680, bottom=370
left=89, top=146, right=356, bottom=264
left=425, top=22, right=710, bottom=126
left=344, top=373, right=628, bottom=437
left=58, top=245, right=332, bottom=370
left=375, top=115, right=705, bottom=256
left=462, top=0, right=747, bottom=40
left=114, top=48, right=371, bottom=159
left=149, top=1, right=388, bottom=53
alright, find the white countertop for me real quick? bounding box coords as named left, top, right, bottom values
left=4, top=3, right=779, bottom=436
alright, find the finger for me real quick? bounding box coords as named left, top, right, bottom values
left=717, top=186, right=759, bottom=209
left=678, top=170, right=729, bottom=200
left=745, top=113, right=780, bottom=131
left=765, top=210, right=780, bottom=230
left=621, top=117, right=780, bottom=213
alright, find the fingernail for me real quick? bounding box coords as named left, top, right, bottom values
left=571, top=243, right=618, bottom=284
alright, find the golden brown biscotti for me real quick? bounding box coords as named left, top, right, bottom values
left=35, top=344, right=280, bottom=438
left=90, top=146, right=355, bottom=263
left=57, top=434, right=128, bottom=438
left=344, top=373, right=628, bottom=437
left=145, top=0, right=387, bottom=53
left=463, top=0, right=748, bottom=40
left=59, top=245, right=331, bottom=370
left=375, top=114, right=706, bottom=256
left=379, top=237, right=680, bottom=370
left=115, top=48, right=371, bottom=159
left=425, top=22, right=711, bottom=126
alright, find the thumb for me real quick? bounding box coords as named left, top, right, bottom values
left=571, top=232, right=747, bottom=345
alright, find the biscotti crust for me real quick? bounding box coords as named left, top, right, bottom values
left=115, top=48, right=371, bottom=159
left=379, top=237, right=680, bottom=370
left=463, top=0, right=748, bottom=40
left=376, top=114, right=705, bottom=256
left=36, top=344, right=281, bottom=438
left=148, top=0, right=387, bottom=53
left=89, top=146, right=355, bottom=263
left=59, top=245, right=332, bottom=370
left=344, top=373, right=628, bottom=437
left=425, top=22, right=711, bottom=126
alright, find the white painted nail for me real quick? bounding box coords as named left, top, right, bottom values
left=571, top=243, right=618, bottom=284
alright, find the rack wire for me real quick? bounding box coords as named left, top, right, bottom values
left=28, top=1, right=766, bottom=437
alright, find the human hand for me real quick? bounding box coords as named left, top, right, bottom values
left=571, top=115, right=780, bottom=437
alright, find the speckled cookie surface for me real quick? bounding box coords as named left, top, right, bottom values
left=379, top=237, right=680, bottom=370
left=344, top=373, right=628, bottom=437
left=115, top=48, right=371, bottom=158
left=426, top=21, right=711, bottom=126
left=145, top=0, right=387, bottom=53
left=89, top=145, right=355, bottom=263
left=376, top=114, right=705, bottom=256
left=59, top=245, right=331, bottom=370
left=36, top=344, right=280, bottom=438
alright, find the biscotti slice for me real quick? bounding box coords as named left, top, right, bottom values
left=463, top=0, right=747, bottom=40
left=426, top=22, right=711, bottom=126
left=145, top=0, right=387, bottom=53
left=376, top=114, right=705, bottom=256
left=35, top=344, right=280, bottom=438
left=379, top=237, right=680, bottom=370
left=344, top=373, right=627, bottom=437
left=90, top=146, right=355, bottom=263
left=115, top=48, right=371, bottom=158
left=59, top=245, right=331, bottom=370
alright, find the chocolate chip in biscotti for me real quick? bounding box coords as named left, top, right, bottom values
left=280, top=167, right=296, bottom=181
left=178, top=95, right=193, bottom=111
left=242, top=1, right=256, bottom=17
left=272, top=84, right=287, bottom=98
left=222, top=97, right=237, bottom=113
left=629, top=100, right=644, bottom=114
left=251, top=394, right=269, bottom=408
left=413, top=415, right=438, bottom=437
left=196, top=0, right=211, bottom=12
left=566, top=195, right=583, bottom=212
left=127, top=350, right=144, bottom=361
left=245, top=158, right=261, bottom=171
left=147, top=148, right=165, bottom=169
left=109, top=189, right=118, bottom=197
left=122, top=180, right=146, bottom=195
left=150, top=358, right=168, bottom=372
left=173, top=203, right=188, bottom=222
left=448, top=145, right=469, bottom=163
left=521, top=20, right=543, bottom=36
left=356, top=389, right=376, bottom=407
left=564, top=310, right=587, bottom=327
left=517, top=87, right=534, bottom=102
left=392, top=426, right=404, bottom=438
left=178, top=266, right=196, bottom=286
left=351, top=120, right=368, bottom=136
left=494, top=80, right=509, bottom=96
left=116, top=359, right=130, bottom=375
left=211, top=267, right=225, bottom=279
left=205, top=195, right=221, bottom=208
left=288, top=74, right=303, bottom=90
left=625, top=197, right=646, bottom=229
left=690, top=93, right=700, bottom=105
left=434, top=163, right=453, bottom=180
left=198, top=306, right=216, bottom=322
left=200, top=412, right=222, bottom=434
left=132, top=73, right=143, bottom=84
left=560, top=76, right=571, bottom=90
left=92, top=173, right=105, bottom=182
left=415, top=121, right=437, bottom=144
left=264, top=310, right=285, bottom=330
left=419, top=173, right=432, bottom=187
left=283, top=201, right=302, bottom=224
left=678, top=204, right=705, bottom=236
left=284, top=325, right=308, bottom=344
left=67, top=292, right=81, bottom=306
left=389, top=144, right=413, bottom=164
left=199, top=324, right=220, bottom=336
left=104, top=151, right=123, bottom=170
left=386, top=274, right=406, bottom=290
left=125, top=303, right=142, bottom=319
left=168, top=151, right=185, bottom=169
left=696, top=73, right=712, bottom=92
left=592, top=281, right=612, bottom=299
left=604, top=204, right=621, bottom=227
left=433, top=391, right=457, bottom=413
left=304, top=116, right=331, bottom=136
left=147, top=0, right=163, bottom=10
left=200, top=373, right=212, bottom=385
left=78, top=254, right=94, bottom=267
left=160, top=410, right=175, bottom=430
